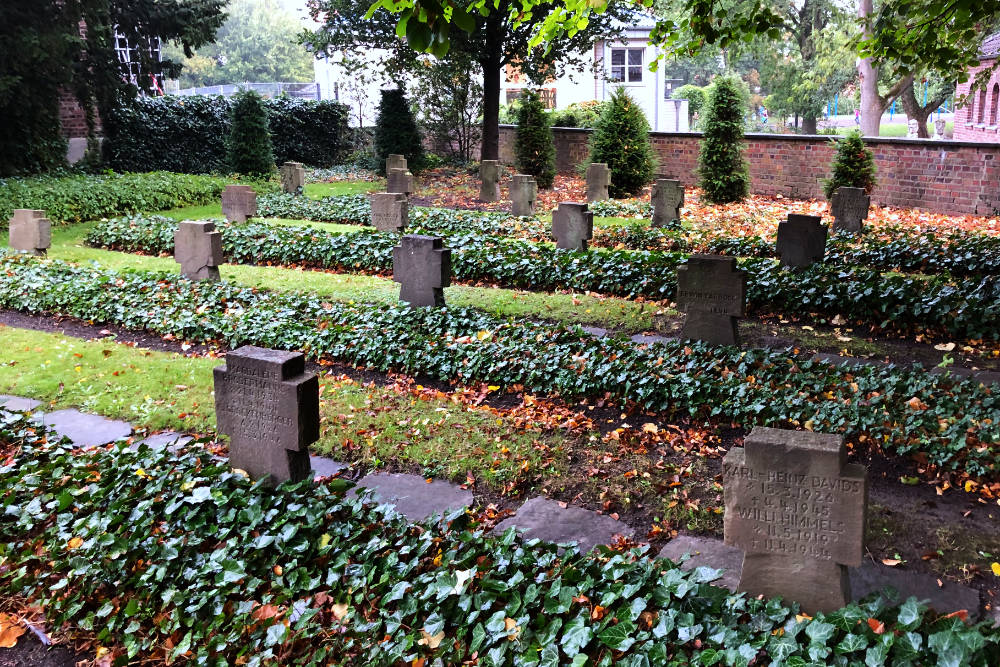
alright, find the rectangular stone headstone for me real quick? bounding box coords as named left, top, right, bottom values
left=651, top=179, right=684, bottom=227
left=723, top=426, right=868, bottom=614
left=551, top=202, right=593, bottom=250
left=393, top=235, right=451, bottom=307
left=510, top=174, right=538, bottom=217
left=174, top=220, right=223, bottom=281
left=213, top=346, right=320, bottom=486
left=387, top=168, right=414, bottom=196
left=776, top=214, right=828, bottom=268
left=8, top=209, right=51, bottom=255
left=371, top=192, right=408, bottom=232
left=480, top=160, right=501, bottom=202
left=386, top=154, right=407, bottom=176
left=586, top=163, right=610, bottom=202
left=280, top=161, right=306, bottom=194
left=221, top=185, right=257, bottom=223
left=676, top=255, right=746, bottom=346
left=830, top=187, right=870, bottom=234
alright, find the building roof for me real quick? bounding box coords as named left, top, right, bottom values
left=980, top=31, right=1000, bottom=59
left=609, top=11, right=659, bottom=31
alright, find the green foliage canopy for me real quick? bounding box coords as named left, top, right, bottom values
left=588, top=87, right=656, bottom=198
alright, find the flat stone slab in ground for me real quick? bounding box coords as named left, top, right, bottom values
left=658, top=535, right=982, bottom=620
left=37, top=409, right=132, bottom=448
left=134, top=432, right=193, bottom=451
left=493, top=496, right=634, bottom=553
left=353, top=472, right=473, bottom=522
left=310, top=455, right=347, bottom=478
left=0, top=394, right=41, bottom=411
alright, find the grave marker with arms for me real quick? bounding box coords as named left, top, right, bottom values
left=651, top=179, right=684, bottom=227
left=393, top=235, right=451, bottom=307
left=586, top=163, right=610, bottom=202
left=386, top=154, right=407, bottom=175
left=510, top=174, right=538, bottom=217
left=830, top=187, right=870, bottom=234
left=214, top=346, right=320, bottom=486
left=174, top=221, right=223, bottom=281
left=480, top=160, right=501, bottom=202
left=675, top=255, right=746, bottom=345
left=723, top=426, right=867, bottom=614
left=370, top=192, right=408, bottom=232
left=8, top=209, right=51, bottom=255
left=551, top=202, right=593, bottom=250
left=222, top=185, right=257, bottom=223
left=279, top=162, right=306, bottom=194
left=387, top=168, right=414, bottom=196
left=776, top=214, right=828, bottom=267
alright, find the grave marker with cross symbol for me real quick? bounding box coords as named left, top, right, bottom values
left=586, top=163, right=610, bottom=202
left=393, top=235, right=451, bottom=307
left=830, top=187, right=870, bottom=234
left=8, top=209, right=51, bottom=256
left=723, top=426, right=868, bottom=614
left=675, top=255, right=747, bottom=345
left=775, top=214, right=828, bottom=268
left=551, top=202, right=594, bottom=250
left=174, top=220, right=223, bottom=281
left=221, top=185, right=257, bottom=223
left=651, top=179, right=684, bottom=227
left=213, top=346, right=320, bottom=486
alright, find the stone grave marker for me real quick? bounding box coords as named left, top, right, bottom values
left=586, top=163, right=610, bottom=202
left=934, top=118, right=947, bottom=139
left=906, top=118, right=919, bottom=138
left=174, top=220, right=223, bottom=281
left=370, top=192, right=408, bottom=232
left=8, top=209, right=51, bottom=255
left=480, top=160, right=501, bottom=202
left=280, top=161, right=306, bottom=194
left=651, top=179, right=684, bottom=227
left=393, top=234, right=451, bottom=307
left=222, top=185, right=257, bottom=223
left=214, top=346, right=319, bottom=486
left=723, top=426, right=868, bottom=614
left=676, top=255, right=746, bottom=345
left=775, top=214, right=828, bottom=268
left=386, top=154, right=407, bottom=175
left=551, top=202, right=594, bottom=251
left=387, top=168, right=414, bottom=196
left=510, top=174, right=538, bottom=217
left=830, top=186, right=870, bottom=234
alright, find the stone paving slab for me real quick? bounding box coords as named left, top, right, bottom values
left=38, top=409, right=132, bottom=448
left=0, top=394, right=41, bottom=411
left=579, top=325, right=608, bottom=338
left=135, top=432, right=193, bottom=451
left=493, top=496, right=634, bottom=553
left=658, top=535, right=982, bottom=620
left=631, top=333, right=672, bottom=345
left=353, top=473, right=473, bottom=522
left=310, top=455, right=347, bottom=478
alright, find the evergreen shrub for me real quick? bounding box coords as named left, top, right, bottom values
left=698, top=75, right=750, bottom=204
left=588, top=87, right=656, bottom=197
left=514, top=89, right=556, bottom=189
left=227, top=90, right=275, bottom=178
left=824, top=130, right=877, bottom=199
left=374, top=88, right=425, bottom=174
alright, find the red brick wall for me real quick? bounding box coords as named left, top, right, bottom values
left=953, top=58, right=1000, bottom=142
left=498, top=125, right=1000, bottom=216
left=58, top=90, right=94, bottom=139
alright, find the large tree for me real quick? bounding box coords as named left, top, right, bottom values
left=304, top=0, right=628, bottom=161
left=0, top=0, right=226, bottom=175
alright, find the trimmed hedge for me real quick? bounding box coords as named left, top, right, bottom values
left=4, top=411, right=997, bottom=664
left=0, top=172, right=275, bottom=225
left=105, top=95, right=351, bottom=173
left=2, top=252, right=998, bottom=479
left=87, top=215, right=1000, bottom=339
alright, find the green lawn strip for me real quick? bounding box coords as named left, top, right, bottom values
left=0, top=325, right=563, bottom=490
left=28, top=224, right=655, bottom=331
left=304, top=181, right=381, bottom=198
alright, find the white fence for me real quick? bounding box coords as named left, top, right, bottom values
left=171, top=82, right=321, bottom=100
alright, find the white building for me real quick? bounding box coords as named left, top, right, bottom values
left=500, top=15, right=689, bottom=132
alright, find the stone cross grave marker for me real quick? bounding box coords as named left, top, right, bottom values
left=651, top=179, right=684, bottom=227
left=551, top=202, right=594, bottom=250
left=830, top=187, right=870, bottom=234
left=586, top=163, right=610, bottom=202
left=370, top=192, right=408, bottom=232
left=280, top=161, right=306, bottom=194
left=387, top=168, right=414, bottom=196
left=510, top=174, right=538, bottom=217
left=676, top=255, right=746, bottom=346
left=723, top=426, right=868, bottom=614
left=775, top=214, right=828, bottom=268
left=174, top=220, right=223, bottom=281
left=393, top=235, right=451, bottom=307
left=214, top=346, right=320, bottom=486
left=907, top=118, right=919, bottom=138
left=934, top=118, right=947, bottom=139
left=386, top=154, right=407, bottom=176
left=480, top=160, right=501, bottom=202
left=222, top=185, right=257, bottom=223
left=8, top=209, right=51, bottom=255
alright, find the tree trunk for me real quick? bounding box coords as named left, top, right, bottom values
left=857, top=0, right=882, bottom=136
left=899, top=79, right=953, bottom=139
left=801, top=116, right=818, bottom=134
left=479, top=12, right=503, bottom=162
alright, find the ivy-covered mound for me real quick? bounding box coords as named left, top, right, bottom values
left=4, top=411, right=997, bottom=665
left=0, top=172, right=276, bottom=225
left=2, top=253, right=999, bottom=482
left=87, top=215, right=1000, bottom=340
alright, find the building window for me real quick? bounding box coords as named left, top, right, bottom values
left=978, top=88, right=987, bottom=123
left=610, top=48, right=644, bottom=83
left=991, top=84, right=999, bottom=125
left=115, top=30, right=163, bottom=94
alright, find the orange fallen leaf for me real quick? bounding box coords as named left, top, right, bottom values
left=0, top=613, right=25, bottom=649
left=867, top=618, right=885, bottom=634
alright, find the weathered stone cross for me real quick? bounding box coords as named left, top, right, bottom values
left=551, top=202, right=594, bottom=250
left=830, top=187, right=870, bottom=234
left=174, top=220, right=223, bottom=281
left=8, top=209, right=52, bottom=255
left=675, top=255, right=747, bottom=345
left=222, top=185, right=257, bottom=223
left=775, top=214, right=828, bottom=268
left=392, top=235, right=451, bottom=307
left=651, top=179, right=684, bottom=227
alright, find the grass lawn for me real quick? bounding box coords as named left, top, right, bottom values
left=829, top=121, right=954, bottom=137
